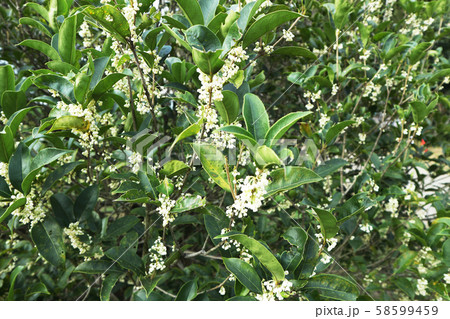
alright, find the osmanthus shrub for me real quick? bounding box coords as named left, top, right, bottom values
left=0, top=0, right=449, bottom=301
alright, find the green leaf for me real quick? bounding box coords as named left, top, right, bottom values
left=0, top=65, right=15, bottom=100
left=214, top=90, right=239, bottom=124
left=105, top=216, right=140, bottom=239
left=156, top=178, right=174, bottom=196
left=170, top=122, right=201, bottom=151
left=199, top=0, right=219, bottom=25
left=33, top=74, right=76, bottom=104
left=185, top=25, right=221, bottom=52
left=282, top=227, right=307, bottom=249
left=313, top=208, right=339, bottom=239
left=22, top=148, right=72, bottom=195
left=410, top=42, right=432, bottom=65
left=31, top=217, right=66, bottom=268
left=192, top=48, right=225, bottom=75
left=442, top=239, right=450, bottom=267
left=325, top=120, right=356, bottom=145
left=141, top=276, right=163, bottom=297
left=160, top=160, right=190, bottom=178
left=42, top=161, right=82, bottom=195
left=243, top=93, right=269, bottom=142
left=333, top=0, right=353, bottom=30
left=411, top=99, right=437, bottom=124
left=219, top=125, right=257, bottom=146
left=100, top=273, right=121, bottom=301
left=74, top=73, right=91, bottom=104
left=8, top=143, right=31, bottom=192
left=6, top=107, right=35, bottom=136
left=394, top=250, right=417, bottom=274
left=175, top=279, right=198, bottom=301
left=193, top=143, right=232, bottom=192
left=0, top=198, right=26, bottom=224
left=265, top=111, right=311, bottom=147
left=18, top=39, right=61, bottom=61
left=74, top=185, right=99, bottom=219
left=385, top=44, right=410, bottom=62
left=266, top=166, right=322, bottom=197
left=315, top=158, right=347, bottom=177
left=19, top=17, right=52, bottom=37
left=82, top=5, right=131, bottom=43
left=304, top=274, right=359, bottom=301
left=254, top=145, right=281, bottom=168
left=50, top=193, right=75, bottom=228
left=162, top=24, right=192, bottom=52
left=74, top=260, right=123, bottom=274
left=272, top=47, right=316, bottom=60
left=223, top=258, right=263, bottom=294
left=242, top=11, right=301, bottom=48
left=174, top=0, right=204, bottom=25
left=26, top=282, right=50, bottom=297
left=92, top=73, right=127, bottom=100
left=219, top=233, right=285, bottom=281
left=0, top=126, right=15, bottom=163
left=172, top=195, right=206, bottom=213
left=58, top=14, right=78, bottom=65
left=7, top=266, right=24, bottom=301
left=105, top=246, right=145, bottom=275
left=0, top=175, right=11, bottom=198
left=1, top=90, right=27, bottom=118
left=49, top=115, right=90, bottom=132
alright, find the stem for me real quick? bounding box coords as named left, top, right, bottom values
left=127, top=76, right=137, bottom=131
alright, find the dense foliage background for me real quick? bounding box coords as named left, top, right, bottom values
left=0, top=0, right=449, bottom=301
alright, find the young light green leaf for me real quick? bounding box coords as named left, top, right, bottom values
left=174, top=0, right=204, bottom=26
left=0, top=65, right=15, bottom=99
left=160, top=160, right=190, bottom=178
left=193, top=143, right=232, bottom=192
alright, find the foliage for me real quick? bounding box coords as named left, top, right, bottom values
left=0, top=0, right=449, bottom=301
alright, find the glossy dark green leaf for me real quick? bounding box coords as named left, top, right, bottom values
left=185, top=25, right=221, bottom=52
left=172, top=195, right=206, bottom=213
left=8, top=143, right=31, bottom=192
left=105, top=216, right=140, bottom=239
left=214, top=90, right=239, bottom=124
left=199, top=0, right=219, bottom=25
left=0, top=65, right=15, bottom=100
left=304, top=274, right=358, bottom=301
left=74, top=73, right=91, bottom=104
left=6, top=107, right=35, bottom=136
left=410, top=42, right=432, bottom=65
left=58, top=14, right=78, bottom=65
left=242, top=11, right=301, bottom=48
left=1, top=90, right=27, bottom=118
left=223, top=258, right=262, bottom=294
left=282, top=227, right=307, bottom=249
left=74, top=260, right=124, bottom=274
left=264, top=111, right=311, bottom=147
left=31, top=217, right=66, bottom=268
left=242, top=93, right=269, bottom=142
left=192, top=48, right=224, bottom=75
left=74, top=185, right=99, bottom=219
left=218, top=233, right=285, bottom=281
left=18, top=39, right=61, bottom=61
left=0, top=175, right=11, bottom=198
left=105, top=246, right=145, bottom=275
left=174, top=0, right=204, bottom=25
left=175, top=279, right=198, bottom=300
left=0, top=198, right=26, bottom=224
left=100, top=273, right=121, bottom=301
left=0, top=126, right=15, bottom=163
left=42, top=161, right=82, bottom=195
left=219, top=125, right=257, bottom=146
left=7, top=266, right=24, bottom=300
left=314, top=158, right=347, bottom=177
left=33, top=74, right=76, bottom=104
left=442, top=239, right=450, bottom=267
left=266, top=166, right=322, bottom=197
left=313, top=208, right=338, bottom=239
left=82, top=5, right=131, bottom=43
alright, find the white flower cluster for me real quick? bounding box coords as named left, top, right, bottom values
left=385, top=197, right=399, bottom=217
left=128, top=151, right=143, bottom=174
left=225, top=169, right=269, bottom=222
left=319, top=113, right=330, bottom=129
left=331, top=84, right=338, bottom=96
left=416, top=278, right=428, bottom=296
left=255, top=279, right=293, bottom=301
left=359, top=223, right=373, bottom=233
left=0, top=111, right=7, bottom=125
left=122, top=1, right=142, bottom=43
left=148, top=236, right=167, bottom=274
left=400, top=14, right=434, bottom=36
left=157, top=194, right=176, bottom=227
left=444, top=273, right=450, bottom=285
left=368, top=179, right=379, bottom=192
left=282, top=29, right=294, bottom=41
left=358, top=133, right=366, bottom=144
left=64, top=222, right=91, bottom=254
left=11, top=189, right=48, bottom=227
left=79, top=21, right=93, bottom=48
left=363, top=82, right=382, bottom=102
left=304, top=90, right=321, bottom=110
